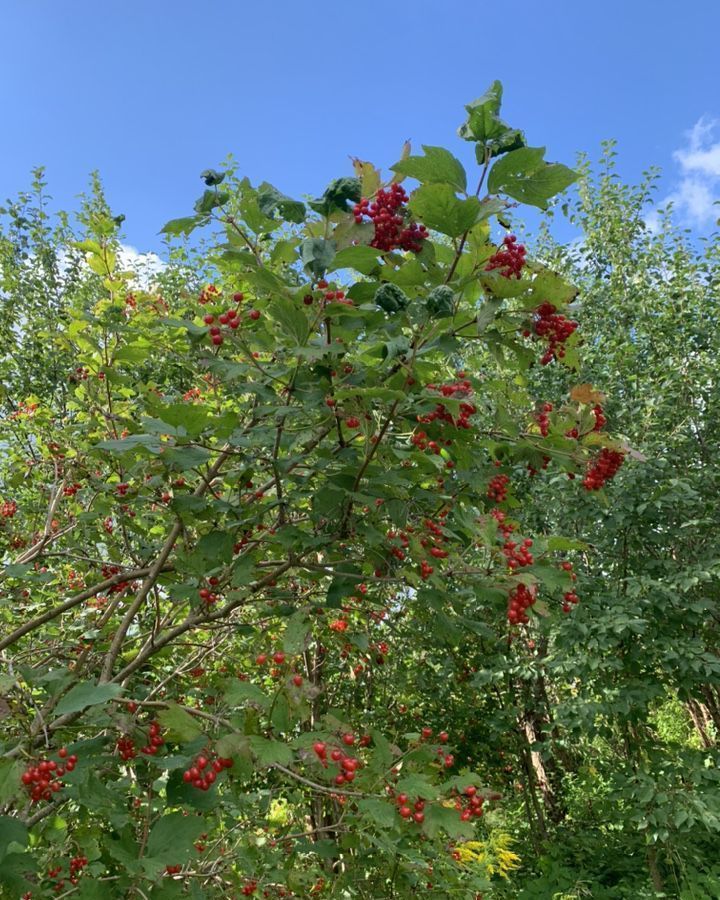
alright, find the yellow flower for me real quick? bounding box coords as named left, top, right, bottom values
left=453, top=833, right=520, bottom=879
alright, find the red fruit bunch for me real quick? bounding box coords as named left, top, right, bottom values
left=582, top=448, right=625, bottom=490
left=197, top=284, right=222, bottom=305
left=502, top=537, right=534, bottom=570
left=394, top=792, right=426, bottom=824
left=21, top=749, right=78, bottom=804
left=536, top=402, right=553, bottom=437
left=506, top=582, right=536, bottom=625
left=182, top=750, right=234, bottom=790
left=485, top=234, right=526, bottom=279
left=591, top=404, right=606, bottom=431
left=453, top=784, right=485, bottom=821
left=203, top=305, right=242, bottom=346
left=487, top=473, right=510, bottom=503
left=491, top=507, right=515, bottom=538
left=417, top=379, right=476, bottom=430
left=353, top=184, right=428, bottom=253
left=531, top=302, right=579, bottom=365
left=1, top=499, right=17, bottom=518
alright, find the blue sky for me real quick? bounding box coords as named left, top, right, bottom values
left=2, top=0, right=719, bottom=256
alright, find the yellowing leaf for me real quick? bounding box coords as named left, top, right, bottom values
left=570, top=383, right=606, bottom=405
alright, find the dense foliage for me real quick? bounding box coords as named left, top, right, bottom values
left=0, top=85, right=718, bottom=899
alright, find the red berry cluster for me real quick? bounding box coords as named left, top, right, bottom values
left=485, top=234, right=526, bottom=279
left=100, top=564, right=133, bottom=595
left=394, top=792, right=426, bottom=824
left=591, top=404, right=606, bottom=431
left=1, top=499, right=17, bottom=518
left=536, top=402, right=553, bottom=436
left=69, top=855, right=88, bottom=878
left=487, top=473, right=510, bottom=502
left=204, top=304, right=242, bottom=346
left=69, top=365, right=90, bottom=382
left=197, top=284, right=222, bottom=305
left=21, top=748, right=77, bottom=803
left=562, top=590, right=580, bottom=613
left=165, top=864, right=182, bottom=875
left=583, top=448, right=624, bottom=490
left=312, top=734, right=362, bottom=785
left=491, top=508, right=515, bottom=538
left=417, top=380, right=476, bottom=429
left=63, top=482, right=82, bottom=497
left=506, top=582, right=536, bottom=625
left=116, top=719, right=165, bottom=760
left=182, top=750, right=234, bottom=790
left=532, top=302, right=578, bottom=365
left=46, top=854, right=88, bottom=892
left=198, top=576, right=222, bottom=606
left=241, top=881, right=258, bottom=896
left=453, top=784, right=485, bottom=821
left=353, top=184, right=428, bottom=253
left=503, top=537, right=534, bottom=570
left=116, top=735, right=137, bottom=761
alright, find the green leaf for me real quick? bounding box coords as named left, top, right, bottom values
left=200, top=169, right=225, bottom=186
left=0, top=817, right=28, bottom=862
left=0, top=760, right=23, bottom=806
left=488, top=147, right=577, bottom=209
left=94, top=434, right=163, bottom=455
left=409, top=184, right=481, bottom=238
left=283, top=610, right=310, bottom=654
left=248, top=736, right=293, bottom=766
left=458, top=82, right=526, bottom=156
left=194, top=189, right=230, bottom=215
left=157, top=703, right=204, bottom=742
left=299, top=238, right=336, bottom=278
left=147, top=812, right=207, bottom=860
left=309, top=177, right=362, bottom=215
left=55, top=680, right=123, bottom=715
left=268, top=297, right=309, bottom=346
left=391, top=145, right=467, bottom=192
left=423, top=803, right=475, bottom=839
left=224, top=680, right=270, bottom=709
left=257, top=182, right=306, bottom=224
left=332, top=245, right=384, bottom=275
left=357, top=798, right=397, bottom=828
left=196, top=530, right=236, bottom=564
left=160, top=216, right=203, bottom=237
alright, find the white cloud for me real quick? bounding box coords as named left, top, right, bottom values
left=118, top=244, right=166, bottom=287
left=651, top=117, right=720, bottom=229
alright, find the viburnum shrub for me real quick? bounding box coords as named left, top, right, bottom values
left=0, top=82, right=632, bottom=898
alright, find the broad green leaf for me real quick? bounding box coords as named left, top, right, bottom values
left=0, top=760, right=23, bottom=806
left=409, top=184, right=481, bottom=238
left=423, top=803, right=475, bottom=839
left=283, top=610, right=310, bottom=654
left=257, top=182, right=306, bottom=223
left=458, top=81, right=526, bottom=156
left=392, top=145, right=467, bottom=192
left=357, top=798, right=397, bottom=828
left=147, top=812, right=207, bottom=859
left=225, top=680, right=271, bottom=709
left=332, top=245, right=384, bottom=274
left=268, top=297, right=309, bottom=346
left=300, top=238, right=336, bottom=278
left=160, top=216, right=204, bottom=237
left=55, top=680, right=123, bottom=715
left=0, top=817, right=27, bottom=861
left=248, top=736, right=293, bottom=766
left=157, top=703, right=204, bottom=742
left=488, top=146, right=577, bottom=209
